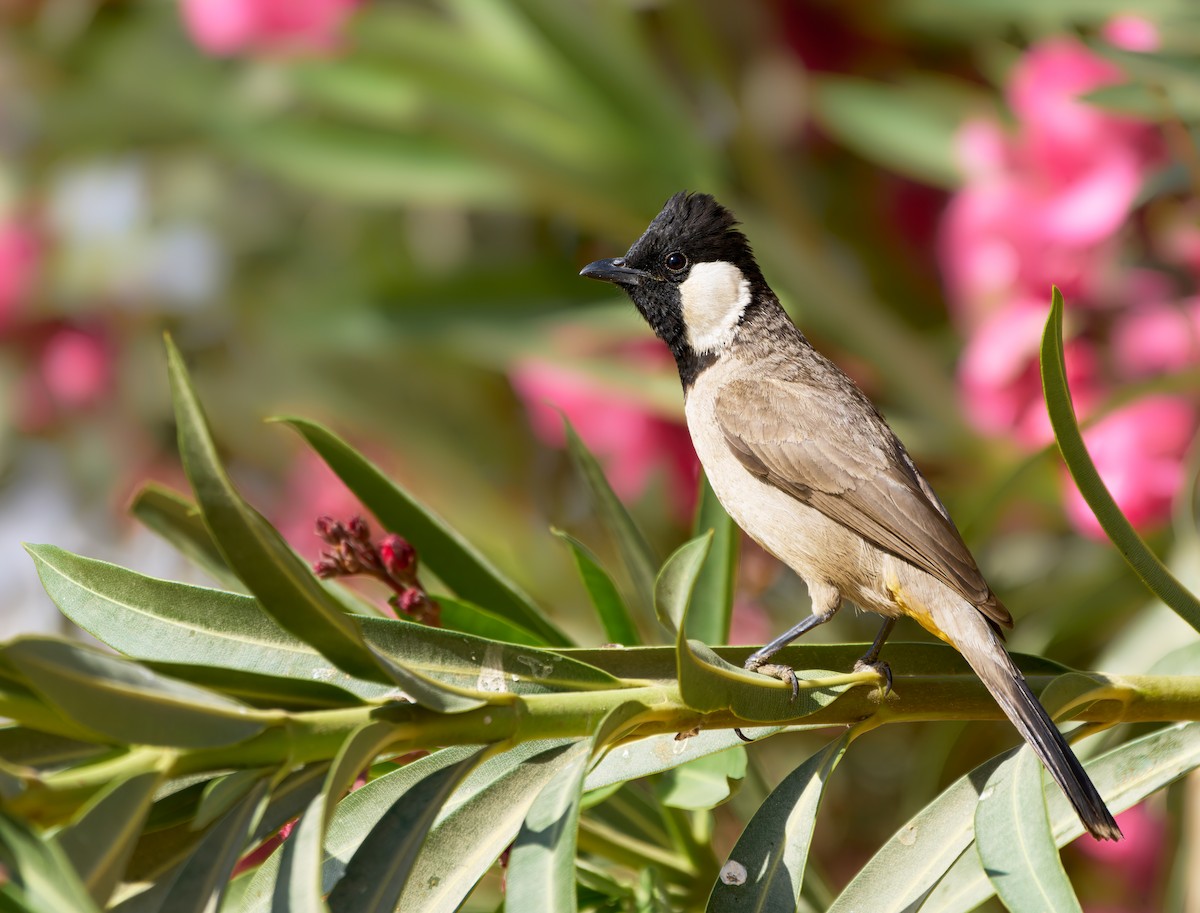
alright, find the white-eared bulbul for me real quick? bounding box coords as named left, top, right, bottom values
left=580, top=191, right=1120, bottom=841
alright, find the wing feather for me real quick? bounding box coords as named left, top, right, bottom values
left=715, top=376, right=1011, bottom=628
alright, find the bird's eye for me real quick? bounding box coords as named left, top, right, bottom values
left=665, top=251, right=688, bottom=272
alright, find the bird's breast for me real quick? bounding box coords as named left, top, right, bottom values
left=683, top=372, right=882, bottom=599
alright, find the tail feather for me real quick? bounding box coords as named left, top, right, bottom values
left=943, top=611, right=1121, bottom=841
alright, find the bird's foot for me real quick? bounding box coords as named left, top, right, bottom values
left=744, top=659, right=799, bottom=701
left=853, top=658, right=892, bottom=697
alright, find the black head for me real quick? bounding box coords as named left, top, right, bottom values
left=580, top=192, right=768, bottom=387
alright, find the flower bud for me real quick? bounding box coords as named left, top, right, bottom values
left=379, top=534, right=417, bottom=578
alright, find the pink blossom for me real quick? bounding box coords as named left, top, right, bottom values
left=941, top=39, right=1159, bottom=324
left=180, top=0, right=360, bottom=56
left=40, top=327, right=111, bottom=410
left=957, top=298, right=1100, bottom=447
left=511, top=358, right=699, bottom=519
left=1062, top=397, right=1197, bottom=539
left=276, top=448, right=366, bottom=558
left=0, top=221, right=39, bottom=332
left=1112, top=297, right=1200, bottom=377
left=1102, top=15, right=1161, bottom=53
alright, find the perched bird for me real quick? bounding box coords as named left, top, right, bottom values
left=579, top=191, right=1120, bottom=841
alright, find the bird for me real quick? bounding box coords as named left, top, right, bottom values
left=579, top=191, right=1120, bottom=841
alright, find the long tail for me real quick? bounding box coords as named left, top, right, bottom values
left=936, top=606, right=1121, bottom=841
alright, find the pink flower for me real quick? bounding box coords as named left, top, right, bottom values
left=941, top=39, right=1160, bottom=325
left=40, top=327, right=111, bottom=410
left=511, top=356, right=699, bottom=519
left=1062, top=397, right=1197, bottom=539
left=0, top=221, right=39, bottom=332
left=957, top=298, right=1100, bottom=447
left=1102, top=15, right=1161, bottom=53
left=1112, top=297, right=1200, bottom=378
left=180, top=0, right=360, bottom=56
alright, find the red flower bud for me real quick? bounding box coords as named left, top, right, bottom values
left=379, top=534, right=417, bottom=578
left=315, top=516, right=344, bottom=544
left=313, top=557, right=340, bottom=578
left=347, top=516, right=371, bottom=543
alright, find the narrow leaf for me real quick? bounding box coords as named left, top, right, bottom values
left=436, top=595, right=549, bottom=647
left=686, top=473, right=738, bottom=644
left=129, top=483, right=242, bottom=590
left=165, top=339, right=484, bottom=712
left=677, top=639, right=857, bottom=724
left=825, top=752, right=1012, bottom=913
left=553, top=528, right=640, bottom=646
left=975, top=751, right=1082, bottom=913
left=279, top=416, right=567, bottom=646
left=154, top=778, right=270, bottom=913
left=276, top=722, right=400, bottom=913
left=657, top=748, right=748, bottom=811
left=707, top=732, right=851, bottom=911
left=3, top=638, right=269, bottom=748
left=1042, top=287, right=1200, bottom=633
left=587, top=729, right=787, bottom=793
left=55, top=770, right=164, bottom=907
left=394, top=741, right=583, bottom=913
left=655, top=532, right=713, bottom=635
left=241, top=747, right=485, bottom=913
left=326, top=748, right=485, bottom=912
left=564, top=419, right=660, bottom=621
left=0, top=809, right=100, bottom=913
left=506, top=702, right=648, bottom=912
left=25, top=544, right=394, bottom=703
left=922, top=722, right=1200, bottom=912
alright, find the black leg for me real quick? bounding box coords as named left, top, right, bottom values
left=743, top=612, right=833, bottom=671
left=853, top=617, right=896, bottom=694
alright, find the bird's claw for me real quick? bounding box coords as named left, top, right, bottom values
left=853, top=658, right=892, bottom=697
left=745, top=661, right=800, bottom=701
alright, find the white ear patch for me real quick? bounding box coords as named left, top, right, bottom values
left=679, top=260, right=750, bottom=354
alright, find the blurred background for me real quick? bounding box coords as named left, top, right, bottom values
left=2, top=0, right=1198, bottom=908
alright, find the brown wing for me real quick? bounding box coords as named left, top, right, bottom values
left=715, top=375, right=1011, bottom=628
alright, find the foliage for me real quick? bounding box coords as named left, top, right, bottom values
left=4, top=2, right=1200, bottom=912
left=0, top=320, right=1196, bottom=912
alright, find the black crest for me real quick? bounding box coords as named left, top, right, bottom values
left=626, top=192, right=761, bottom=278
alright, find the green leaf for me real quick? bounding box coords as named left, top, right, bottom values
left=923, top=722, right=1200, bottom=912
left=128, top=483, right=242, bottom=591
left=1041, top=288, right=1200, bottom=634
left=54, top=770, right=165, bottom=907
left=677, top=639, right=858, bottom=724
left=686, top=474, right=738, bottom=644
left=436, top=595, right=550, bottom=647
left=506, top=702, right=648, bottom=912
left=657, top=748, right=748, bottom=811
left=279, top=416, right=567, bottom=646
left=553, top=528, right=640, bottom=646
left=28, top=542, right=615, bottom=701
left=240, top=747, right=485, bottom=912
left=0, top=808, right=101, bottom=913
left=144, top=663, right=367, bottom=711
left=706, top=732, right=851, bottom=912
left=826, top=751, right=1013, bottom=913
left=587, top=729, right=786, bottom=793
left=564, top=419, right=660, bottom=623
left=326, top=748, right=486, bottom=912
left=975, top=751, right=1082, bottom=913
left=226, top=120, right=522, bottom=208
left=357, top=617, right=621, bottom=694
left=810, top=74, right=989, bottom=188
left=276, top=722, right=402, bottom=913
left=25, top=544, right=394, bottom=703
left=165, top=340, right=485, bottom=713
left=655, top=532, right=713, bottom=636
left=393, top=740, right=587, bottom=913
left=3, top=638, right=269, bottom=748
left=0, top=727, right=108, bottom=769
left=153, top=777, right=270, bottom=913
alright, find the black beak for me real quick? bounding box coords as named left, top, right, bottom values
left=579, top=257, right=650, bottom=286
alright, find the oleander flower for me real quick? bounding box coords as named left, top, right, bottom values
left=180, top=0, right=361, bottom=56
